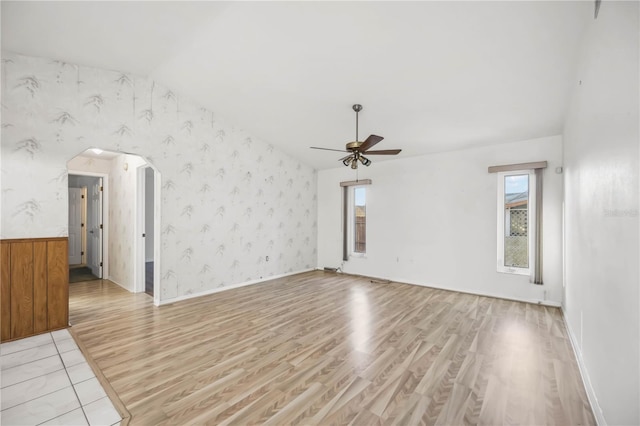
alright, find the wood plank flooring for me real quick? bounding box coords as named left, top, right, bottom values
left=68, top=271, right=595, bottom=425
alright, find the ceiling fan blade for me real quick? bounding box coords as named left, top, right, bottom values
left=310, top=147, right=349, bottom=153
left=363, top=149, right=402, bottom=155
left=358, top=134, right=383, bottom=152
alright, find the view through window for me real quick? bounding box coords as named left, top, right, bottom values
left=354, top=187, right=366, bottom=253
left=503, top=174, right=529, bottom=269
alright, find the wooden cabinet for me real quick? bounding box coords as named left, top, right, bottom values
left=0, top=238, right=69, bottom=342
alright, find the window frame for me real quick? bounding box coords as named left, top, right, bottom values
left=496, top=169, right=537, bottom=276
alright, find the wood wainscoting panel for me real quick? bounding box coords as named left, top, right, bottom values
left=47, top=239, right=68, bottom=330
left=10, top=242, right=34, bottom=339
left=1, top=242, right=11, bottom=341
left=33, top=241, right=49, bottom=333
left=0, top=237, right=68, bottom=342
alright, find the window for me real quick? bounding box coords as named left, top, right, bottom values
left=353, top=187, right=366, bottom=253
left=340, top=179, right=371, bottom=261
left=497, top=170, right=536, bottom=275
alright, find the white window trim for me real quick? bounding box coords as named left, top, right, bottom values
left=497, top=169, right=536, bottom=276
left=349, top=185, right=367, bottom=258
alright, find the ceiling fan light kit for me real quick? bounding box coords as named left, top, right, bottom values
left=310, top=104, right=402, bottom=169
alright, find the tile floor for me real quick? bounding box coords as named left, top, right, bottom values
left=1, top=329, right=122, bottom=426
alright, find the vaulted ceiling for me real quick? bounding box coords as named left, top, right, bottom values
left=2, top=1, right=591, bottom=170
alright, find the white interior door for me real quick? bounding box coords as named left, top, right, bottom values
left=68, top=188, right=82, bottom=265
left=87, top=178, right=103, bottom=278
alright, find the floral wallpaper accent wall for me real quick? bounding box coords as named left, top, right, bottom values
left=108, top=153, right=147, bottom=291
left=1, top=52, right=318, bottom=301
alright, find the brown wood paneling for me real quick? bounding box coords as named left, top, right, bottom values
left=47, top=239, right=68, bottom=330
left=33, top=241, right=48, bottom=333
left=1, top=242, right=11, bottom=341
left=10, top=242, right=33, bottom=338
left=0, top=237, right=69, bottom=342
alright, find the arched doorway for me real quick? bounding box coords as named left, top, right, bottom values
left=67, top=148, right=161, bottom=305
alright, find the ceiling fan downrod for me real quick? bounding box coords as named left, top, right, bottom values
left=353, top=104, right=362, bottom=142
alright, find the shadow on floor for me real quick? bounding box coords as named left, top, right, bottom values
left=69, top=266, right=99, bottom=283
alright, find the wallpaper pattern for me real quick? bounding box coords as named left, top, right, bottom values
left=109, top=154, right=147, bottom=290
left=1, top=52, right=318, bottom=301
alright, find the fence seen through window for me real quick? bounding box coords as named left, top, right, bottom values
left=503, top=174, right=529, bottom=268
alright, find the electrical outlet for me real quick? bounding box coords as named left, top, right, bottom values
left=266, top=255, right=269, bottom=262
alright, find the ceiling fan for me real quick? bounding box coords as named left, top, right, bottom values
left=311, top=104, right=402, bottom=169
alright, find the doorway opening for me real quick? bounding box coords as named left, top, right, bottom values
left=141, top=166, right=155, bottom=297
left=67, top=148, right=161, bottom=305
left=68, top=175, right=103, bottom=283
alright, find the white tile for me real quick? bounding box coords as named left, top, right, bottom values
left=55, top=338, right=79, bottom=354
left=83, top=397, right=121, bottom=426
left=0, top=386, right=80, bottom=425
left=51, top=328, right=73, bottom=343
left=1, top=343, right=58, bottom=370
left=40, top=408, right=88, bottom=425
left=60, top=349, right=87, bottom=368
left=66, top=362, right=96, bottom=385
left=1, top=369, right=72, bottom=410
left=0, top=333, right=53, bottom=356
left=1, top=354, right=64, bottom=388
left=74, top=377, right=107, bottom=406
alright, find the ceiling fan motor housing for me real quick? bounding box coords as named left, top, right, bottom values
left=346, top=141, right=364, bottom=151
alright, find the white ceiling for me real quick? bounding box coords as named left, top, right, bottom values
left=2, top=1, right=591, bottom=170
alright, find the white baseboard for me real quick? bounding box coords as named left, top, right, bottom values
left=396, top=277, right=562, bottom=307
left=158, top=268, right=316, bottom=306
left=561, top=307, right=606, bottom=425
left=106, top=276, right=130, bottom=292
left=318, top=268, right=562, bottom=307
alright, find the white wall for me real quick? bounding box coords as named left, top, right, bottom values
left=563, top=2, right=639, bottom=424
left=68, top=156, right=113, bottom=175
left=1, top=52, right=318, bottom=302
left=318, top=135, right=564, bottom=305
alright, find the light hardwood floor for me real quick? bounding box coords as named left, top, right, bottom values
left=68, top=271, right=595, bottom=425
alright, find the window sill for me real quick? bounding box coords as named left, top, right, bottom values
left=350, top=253, right=367, bottom=259
left=497, top=267, right=530, bottom=276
